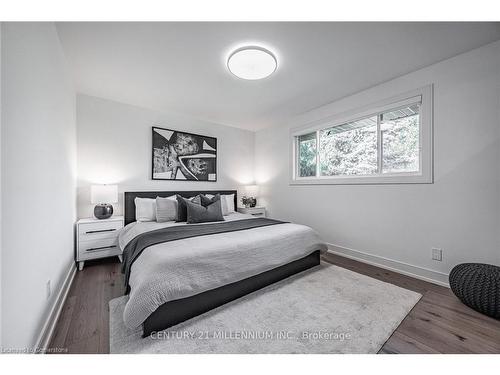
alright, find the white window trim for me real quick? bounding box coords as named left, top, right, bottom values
left=290, top=85, right=433, bottom=185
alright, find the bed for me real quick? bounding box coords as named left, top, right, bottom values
left=121, top=190, right=327, bottom=337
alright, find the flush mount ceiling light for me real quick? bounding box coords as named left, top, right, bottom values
left=227, top=46, right=277, bottom=80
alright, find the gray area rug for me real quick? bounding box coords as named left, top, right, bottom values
left=109, top=263, right=421, bottom=353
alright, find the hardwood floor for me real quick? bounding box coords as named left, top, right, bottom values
left=49, top=258, right=124, bottom=354
left=322, top=253, right=500, bottom=354
left=48, top=254, right=500, bottom=354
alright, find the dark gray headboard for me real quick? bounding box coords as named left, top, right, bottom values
left=124, top=190, right=238, bottom=225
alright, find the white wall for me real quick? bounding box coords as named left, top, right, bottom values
left=255, top=40, right=500, bottom=284
left=1, top=23, right=76, bottom=349
left=77, top=95, right=255, bottom=218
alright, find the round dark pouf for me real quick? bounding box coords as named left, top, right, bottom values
left=449, top=263, right=500, bottom=319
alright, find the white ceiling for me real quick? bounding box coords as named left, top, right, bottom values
left=56, top=22, right=500, bottom=131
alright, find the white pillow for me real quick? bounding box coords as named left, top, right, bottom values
left=220, top=194, right=235, bottom=216
left=135, top=197, right=157, bottom=222
left=155, top=195, right=178, bottom=222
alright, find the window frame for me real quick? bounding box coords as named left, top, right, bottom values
left=290, top=85, right=433, bottom=185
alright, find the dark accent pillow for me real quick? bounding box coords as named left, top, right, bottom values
left=176, top=195, right=201, bottom=222
left=186, top=198, right=224, bottom=224
left=199, top=193, right=220, bottom=207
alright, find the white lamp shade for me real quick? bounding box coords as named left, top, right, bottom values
left=91, top=185, right=118, bottom=204
left=244, top=185, right=259, bottom=197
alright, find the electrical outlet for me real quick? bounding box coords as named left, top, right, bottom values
left=432, top=248, right=443, bottom=261
left=46, top=280, right=51, bottom=300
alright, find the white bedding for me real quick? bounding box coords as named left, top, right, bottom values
left=119, top=212, right=327, bottom=328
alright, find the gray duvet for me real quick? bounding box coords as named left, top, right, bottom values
left=118, top=212, right=327, bottom=328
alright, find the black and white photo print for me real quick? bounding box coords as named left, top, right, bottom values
left=152, top=127, right=217, bottom=181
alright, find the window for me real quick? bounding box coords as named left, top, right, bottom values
left=297, top=132, right=317, bottom=177
left=381, top=104, right=420, bottom=174
left=319, top=116, right=378, bottom=176
left=291, top=86, right=433, bottom=184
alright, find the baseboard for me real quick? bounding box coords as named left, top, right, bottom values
left=327, top=243, right=450, bottom=288
left=34, top=262, right=76, bottom=353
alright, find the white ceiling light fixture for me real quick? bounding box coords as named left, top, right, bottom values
left=227, top=46, right=277, bottom=80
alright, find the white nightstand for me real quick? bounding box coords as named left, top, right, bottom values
left=237, top=206, right=266, bottom=217
left=76, top=216, right=124, bottom=271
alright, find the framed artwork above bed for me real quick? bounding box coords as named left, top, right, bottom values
left=152, top=126, right=217, bottom=181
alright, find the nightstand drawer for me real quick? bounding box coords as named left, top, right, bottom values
left=78, top=220, right=122, bottom=240
left=250, top=212, right=265, bottom=217
left=237, top=207, right=266, bottom=217
left=78, top=237, right=120, bottom=261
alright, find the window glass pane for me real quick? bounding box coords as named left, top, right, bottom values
left=297, top=132, right=317, bottom=177
left=319, top=116, right=377, bottom=176
left=381, top=104, right=420, bottom=174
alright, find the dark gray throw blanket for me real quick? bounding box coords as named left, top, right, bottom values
left=121, top=218, right=286, bottom=293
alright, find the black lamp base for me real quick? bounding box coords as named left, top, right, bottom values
left=94, top=204, right=113, bottom=219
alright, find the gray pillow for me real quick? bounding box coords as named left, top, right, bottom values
left=156, top=196, right=177, bottom=222
left=176, top=195, right=201, bottom=222
left=199, top=193, right=220, bottom=207
left=186, top=198, right=224, bottom=224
